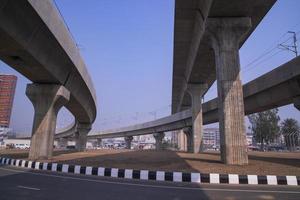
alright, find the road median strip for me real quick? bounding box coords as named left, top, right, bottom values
left=0, top=157, right=299, bottom=186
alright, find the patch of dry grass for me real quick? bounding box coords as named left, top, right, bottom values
left=1, top=149, right=299, bottom=175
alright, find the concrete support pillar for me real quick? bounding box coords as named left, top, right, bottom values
left=178, top=106, right=190, bottom=151
left=171, top=131, right=178, bottom=147
left=183, top=127, right=193, bottom=153
left=124, top=136, right=133, bottom=149
left=75, top=123, right=91, bottom=152
left=57, top=137, right=68, bottom=149
left=207, top=17, right=251, bottom=165
left=178, top=129, right=187, bottom=151
left=293, top=96, right=300, bottom=111
left=186, top=84, right=207, bottom=153
left=97, top=138, right=102, bottom=147
left=183, top=132, right=187, bottom=151
left=26, top=84, right=70, bottom=160
left=153, top=132, right=165, bottom=150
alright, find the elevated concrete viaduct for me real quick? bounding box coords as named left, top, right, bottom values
left=0, top=0, right=97, bottom=159
left=1, top=0, right=292, bottom=166
left=87, top=56, right=300, bottom=159
left=56, top=0, right=278, bottom=165
left=171, top=0, right=276, bottom=164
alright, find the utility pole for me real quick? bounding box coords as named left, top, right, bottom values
left=278, top=31, right=298, bottom=57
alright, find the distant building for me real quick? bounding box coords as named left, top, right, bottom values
left=171, top=130, right=179, bottom=145
left=1, top=138, right=30, bottom=149
left=203, top=128, right=220, bottom=147
left=203, top=129, right=253, bottom=147
left=164, top=133, right=172, bottom=143
left=177, top=127, right=253, bottom=150
left=246, top=132, right=253, bottom=146
left=0, top=74, right=17, bottom=128
left=0, top=127, right=12, bottom=137
left=0, top=127, right=10, bottom=145
left=134, top=135, right=155, bottom=143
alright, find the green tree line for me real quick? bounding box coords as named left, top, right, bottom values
left=248, top=108, right=300, bottom=151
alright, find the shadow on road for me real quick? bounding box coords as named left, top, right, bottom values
left=0, top=149, right=77, bottom=159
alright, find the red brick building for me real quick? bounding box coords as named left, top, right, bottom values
left=0, top=74, right=17, bottom=128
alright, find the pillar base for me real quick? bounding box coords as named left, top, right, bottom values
left=153, top=132, right=165, bottom=150
left=125, top=136, right=133, bottom=149
left=57, top=138, right=68, bottom=149
left=75, top=123, right=91, bottom=152
left=207, top=17, right=250, bottom=165
left=178, top=129, right=187, bottom=151
left=186, top=84, right=207, bottom=153
left=26, top=84, right=70, bottom=160
left=97, top=138, right=102, bottom=148
left=183, top=127, right=193, bottom=153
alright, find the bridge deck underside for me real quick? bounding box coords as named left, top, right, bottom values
left=172, top=0, right=276, bottom=113
left=90, top=56, right=300, bottom=139
left=0, top=0, right=97, bottom=124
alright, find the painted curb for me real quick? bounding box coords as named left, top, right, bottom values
left=0, top=157, right=299, bottom=186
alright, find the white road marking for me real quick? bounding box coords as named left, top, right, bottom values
left=191, top=173, right=200, bottom=183
left=17, top=185, right=40, bottom=191
left=173, top=172, right=182, bottom=182
left=0, top=167, right=299, bottom=194
left=210, top=173, right=220, bottom=184
left=156, top=171, right=165, bottom=181
left=228, top=174, right=239, bottom=184
left=140, top=170, right=148, bottom=180
left=125, top=169, right=133, bottom=179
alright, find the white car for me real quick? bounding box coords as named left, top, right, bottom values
left=15, top=143, right=30, bottom=149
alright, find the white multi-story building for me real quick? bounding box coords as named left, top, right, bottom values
left=203, top=128, right=220, bottom=147
left=0, top=127, right=11, bottom=136
left=1, top=138, right=30, bottom=149
left=246, top=132, right=253, bottom=146
left=134, top=135, right=155, bottom=143
left=0, top=127, right=12, bottom=145
left=203, top=129, right=253, bottom=147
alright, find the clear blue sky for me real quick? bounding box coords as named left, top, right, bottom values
left=0, top=0, right=300, bottom=135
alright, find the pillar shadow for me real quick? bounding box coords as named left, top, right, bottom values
left=40, top=149, right=198, bottom=173
left=2, top=149, right=299, bottom=176
left=248, top=154, right=300, bottom=168
left=0, top=149, right=77, bottom=160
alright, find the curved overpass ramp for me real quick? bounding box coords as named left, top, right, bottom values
left=89, top=56, right=300, bottom=139
left=0, top=0, right=97, bottom=158
left=54, top=121, right=77, bottom=139
left=89, top=109, right=192, bottom=139
left=0, top=0, right=97, bottom=124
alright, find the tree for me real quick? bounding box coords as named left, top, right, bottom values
left=248, top=109, right=280, bottom=151
left=281, top=118, right=300, bottom=151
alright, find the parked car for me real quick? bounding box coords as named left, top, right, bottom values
left=15, top=143, right=30, bottom=149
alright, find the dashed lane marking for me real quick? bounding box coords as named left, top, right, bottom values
left=17, top=185, right=40, bottom=191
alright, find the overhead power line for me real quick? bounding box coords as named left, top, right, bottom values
left=205, top=28, right=300, bottom=98
left=242, top=31, right=298, bottom=72
left=278, top=31, right=298, bottom=57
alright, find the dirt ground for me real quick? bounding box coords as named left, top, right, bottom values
left=1, top=149, right=299, bottom=176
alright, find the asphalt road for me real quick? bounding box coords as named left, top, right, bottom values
left=0, top=165, right=299, bottom=200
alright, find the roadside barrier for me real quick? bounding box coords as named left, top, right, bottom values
left=0, top=157, right=299, bottom=186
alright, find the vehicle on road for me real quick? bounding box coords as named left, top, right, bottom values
left=15, top=143, right=30, bottom=149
